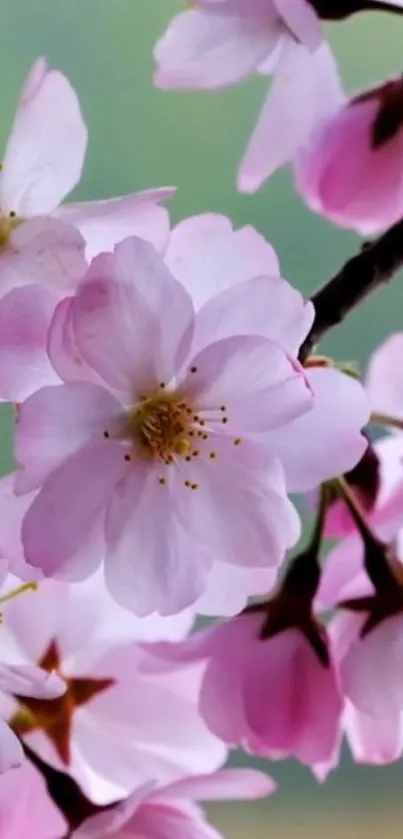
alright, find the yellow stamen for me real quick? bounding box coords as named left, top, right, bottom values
left=0, top=582, right=38, bottom=607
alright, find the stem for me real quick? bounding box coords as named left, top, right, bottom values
left=371, top=411, right=403, bottom=432
left=308, top=482, right=330, bottom=558
left=282, top=484, right=330, bottom=599
left=298, top=217, right=403, bottom=363
left=336, top=476, right=397, bottom=591
left=313, top=0, right=403, bottom=18
left=335, top=476, right=374, bottom=545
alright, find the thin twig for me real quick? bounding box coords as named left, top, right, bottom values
left=299, top=217, right=403, bottom=363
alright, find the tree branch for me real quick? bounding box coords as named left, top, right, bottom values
left=298, top=217, right=403, bottom=363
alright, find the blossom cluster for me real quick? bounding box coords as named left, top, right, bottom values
left=1, top=1, right=403, bottom=837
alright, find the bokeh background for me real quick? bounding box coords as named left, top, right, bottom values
left=1, top=1, right=403, bottom=836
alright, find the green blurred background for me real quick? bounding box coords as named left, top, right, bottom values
left=1, top=1, right=403, bottom=835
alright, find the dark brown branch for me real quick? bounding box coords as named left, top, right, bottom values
left=22, top=741, right=104, bottom=835
left=299, top=217, right=403, bottom=363
left=310, top=0, right=403, bottom=20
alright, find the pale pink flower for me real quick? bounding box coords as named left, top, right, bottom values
left=154, top=1, right=321, bottom=92
left=74, top=768, right=275, bottom=839
left=1, top=56, right=173, bottom=263
left=14, top=236, right=369, bottom=615
left=294, top=76, right=403, bottom=233
left=0, top=760, right=67, bottom=838
left=0, top=574, right=226, bottom=804
left=154, top=2, right=347, bottom=192
left=0, top=57, right=174, bottom=403
left=148, top=610, right=343, bottom=768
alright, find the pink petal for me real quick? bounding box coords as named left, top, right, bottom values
left=57, top=188, right=175, bottom=260
left=0, top=662, right=65, bottom=699
left=68, top=570, right=194, bottom=645
left=273, top=0, right=322, bottom=50
left=176, top=439, right=300, bottom=569
left=105, top=464, right=211, bottom=615
left=1, top=59, right=87, bottom=215
left=243, top=629, right=342, bottom=765
left=165, top=214, right=280, bottom=310
left=159, top=768, right=276, bottom=801
left=0, top=577, right=66, bottom=663
left=118, top=800, right=223, bottom=839
left=192, top=275, right=314, bottom=357
left=316, top=534, right=366, bottom=610
left=0, top=760, right=67, bottom=837
left=340, top=613, right=403, bottom=717
left=366, top=333, right=403, bottom=419
left=154, top=9, right=281, bottom=89
left=0, top=718, right=23, bottom=774
left=344, top=702, right=403, bottom=765
left=182, top=335, right=313, bottom=432
left=0, top=285, right=59, bottom=402
left=200, top=616, right=260, bottom=743
left=75, top=646, right=226, bottom=799
left=21, top=442, right=127, bottom=578
left=73, top=239, right=194, bottom=396
left=3, top=217, right=87, bottom=295
left=196, top=562, right=276, bottom=616
left=238, top=41, right=344, bottom=192
left=47, top=297, right=102, bottom=385
left=265, top=367, right=370, bottom=492
left=73, top=784, right=153, bottom=837
left=0, top=477, right=43, bottom=583
left=15, top=382, right=124, bottom=493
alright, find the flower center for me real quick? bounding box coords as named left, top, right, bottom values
left=126, top=388, right=196, bottom=463
left=11, top=641, right=114, bottom=765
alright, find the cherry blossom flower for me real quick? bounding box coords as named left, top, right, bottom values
left=154, top=1, right=322, bottom=92
left=14, top=236, right=370, bottom=615
left=74, top=768, right=276, bottom=839
left=294, top=75, right=403, bottom=233
left=0, top=574, right=225, bottom=804
left=0, top=57, right=175, bottom=403
left=0, top=759, right=67, bottom=838
left=146, top=609, right=342, bottom=768
left=154, top=2, right=348, bottom=192
left=1, top=56, right=173, bottom=264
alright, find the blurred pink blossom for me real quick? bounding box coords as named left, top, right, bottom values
left=295, top=76, right=403, bottom=233
left=146, top=610, right=343, bottom=768
left=74, top=768, right=275, bottom=839
left=0, top=574, right=225, bottom=804
left=154, top=2, right=347, bottom=192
